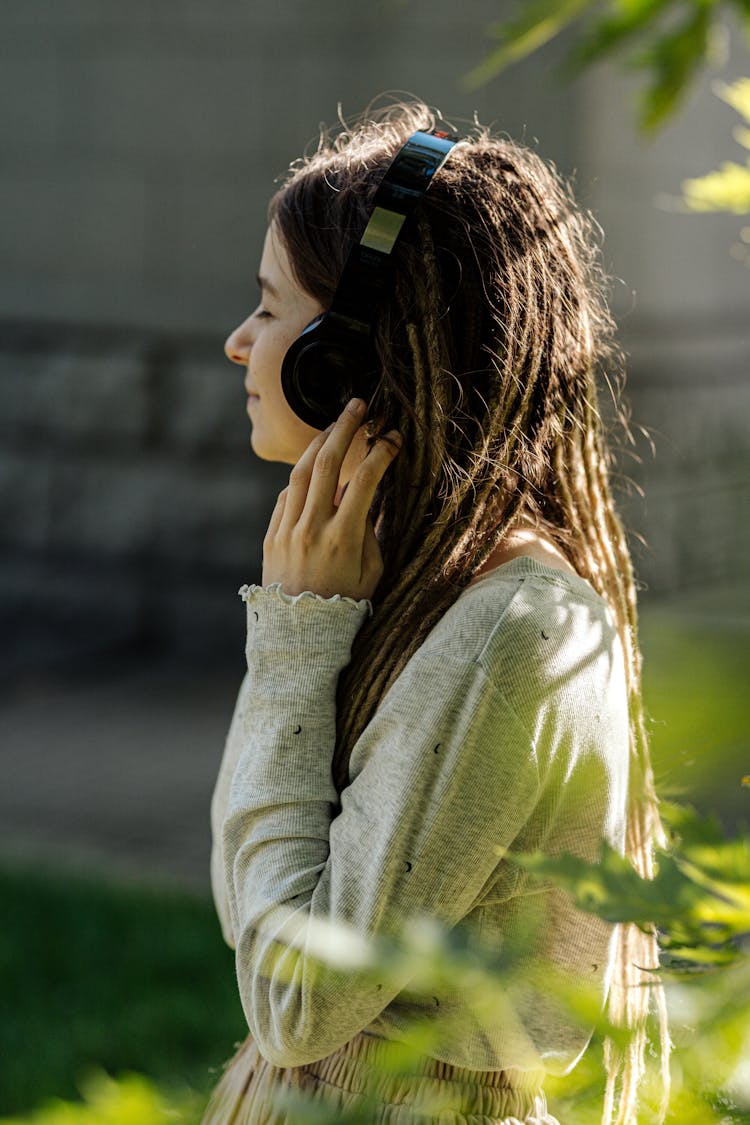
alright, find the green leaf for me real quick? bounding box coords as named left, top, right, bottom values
left=712, top=76, right=750, bottom=125
left=633, top=5, right=713, bottom=132
left=562, top=0, right=675, bottom=75
left=509, top=844, right=723, bottom=927
left=660, top=799, right=727, bottom=845
left=679, top=77, right=750, bottom=222
left=505, top=802, right=750, bottom=973
left=461, top=0, right=596, bottom=90
left=682, top=160, right=750, bottom=212
left=659, top=942, right=743, bottom=969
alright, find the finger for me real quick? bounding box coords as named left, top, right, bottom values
left=264, top=485, right=289, bottom=545
left=361, top=513, right=385, bottom=585
left=282, top=424, right=334, bottom=528
left=303, top=398, right=367, bottom=520
left=337, top=430, right=402, bottom=536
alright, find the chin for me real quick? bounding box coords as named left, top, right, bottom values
left=249, top=429, right=297, bottom=466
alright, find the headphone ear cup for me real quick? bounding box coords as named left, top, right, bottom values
left=281, top=316, right=378, bottom=430
left=277, top=132, right=458, bottom=433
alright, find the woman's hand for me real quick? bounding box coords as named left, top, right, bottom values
left=261, top=397, right=402, bottom=602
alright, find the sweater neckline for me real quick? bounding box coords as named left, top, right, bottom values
left=461, top=554, right=607, bottom=605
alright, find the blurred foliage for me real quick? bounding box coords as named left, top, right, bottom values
left=529, top=800, right=750, bottom=1123
left=512, top=799, right=750, bottom=966
left=0, top=1072, right=202, bottom=1125
left=455, top=1, right=750, bottom=257
left=638, top=603, right=750, bottom=829
left=461, top=0, right=750, bottom=134
left=266, top=798, right=750, bottom=1123
left=1, top=799, right=748, bottom=1122
left=680, top=77, right=750, bottom=260
left=204, top=801, right=750, bottom=1123
left=1, top=605, right=747, bottom=1121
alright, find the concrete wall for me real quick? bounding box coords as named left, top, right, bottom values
left=2, top=0, right=748, bottom=673
left=0, top=0, right=576, bottom=333
left=573, top=12, right=750, bottom=595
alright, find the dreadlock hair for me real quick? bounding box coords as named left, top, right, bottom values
left=267, top=96, right=671, bottom=1125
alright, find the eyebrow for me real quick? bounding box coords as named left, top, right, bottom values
left=256, top=273, right=282, bottom=301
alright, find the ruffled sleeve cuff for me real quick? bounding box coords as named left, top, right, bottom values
left=237, top=582, right=372, bottom=696
left=238, top=582, right=373, bottom=617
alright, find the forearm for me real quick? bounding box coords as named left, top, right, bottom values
left=222, top=582, right=374, bottom=1062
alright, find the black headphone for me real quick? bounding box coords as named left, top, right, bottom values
left=280, top=129, right=460, bottom=430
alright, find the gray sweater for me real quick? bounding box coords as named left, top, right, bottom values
left=210, top=555, right=629, bottom=1076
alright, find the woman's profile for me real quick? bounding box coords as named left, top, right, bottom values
left=203, top=97, right=670, bottom=1125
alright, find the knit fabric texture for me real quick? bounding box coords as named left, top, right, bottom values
left=210, top=555, right=630, bottom=1075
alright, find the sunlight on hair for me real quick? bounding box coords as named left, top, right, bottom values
left=267, top=96, right=672, bottom=1125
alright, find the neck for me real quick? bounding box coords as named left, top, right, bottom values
left=469, top=519, right=578, bottom=584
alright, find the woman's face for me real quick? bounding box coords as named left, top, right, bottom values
left=224, top=223, right=327, bottom=464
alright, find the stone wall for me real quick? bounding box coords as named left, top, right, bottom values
left=3, top=318, right=747, bottom=676
left=1, top=321, right=290, bottom=673
left=612, top=329, right=750, bottom=596
left=2, top=1, right=748, bottom=673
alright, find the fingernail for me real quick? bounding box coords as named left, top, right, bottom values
left=386, top=430, right=402, bottom=447
left=348, top=398, right=366, bottom=415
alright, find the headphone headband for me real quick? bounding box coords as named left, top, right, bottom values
left=330, top=130, right=460, bottom=330
left=281, top=128, right=461, bottom=429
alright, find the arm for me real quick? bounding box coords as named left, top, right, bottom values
left=210, top=668, right=251, bottom=949
left=221, top=581, right=540, bottom=1068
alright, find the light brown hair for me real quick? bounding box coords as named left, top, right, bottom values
left=268, top=96, right=670, bottom=1125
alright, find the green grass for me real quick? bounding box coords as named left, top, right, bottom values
left=0, top=863, right=246, bottom=1116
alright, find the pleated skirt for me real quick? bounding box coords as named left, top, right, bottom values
left=201, top=1030, right=562, bottom=1125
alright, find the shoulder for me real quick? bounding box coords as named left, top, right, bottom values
left=473, top=559, right=621, bottom=686
left=422, top=556, right=628, bottom=745
left=421, top=556, right=618, bottom=670
left=415, top=558, right=537, bottom=664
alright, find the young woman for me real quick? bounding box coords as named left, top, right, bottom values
left=204, top=99, right=670, bottom=1125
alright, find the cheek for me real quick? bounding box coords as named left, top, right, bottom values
left=261, top=327, right=306, bottom=395
left=256, top=327, right=288, bottom=372
left=266, top=338, right=321, bottom=431
left=255, top=379, right=321, bottom=457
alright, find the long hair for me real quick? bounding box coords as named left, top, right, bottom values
left=268, top=97, right=671, bottom=1125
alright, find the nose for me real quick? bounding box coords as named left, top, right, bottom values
left=224, top=315, right=254, bottom=366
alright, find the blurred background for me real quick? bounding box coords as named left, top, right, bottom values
left=1, top=0, right=748, bottom=1117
